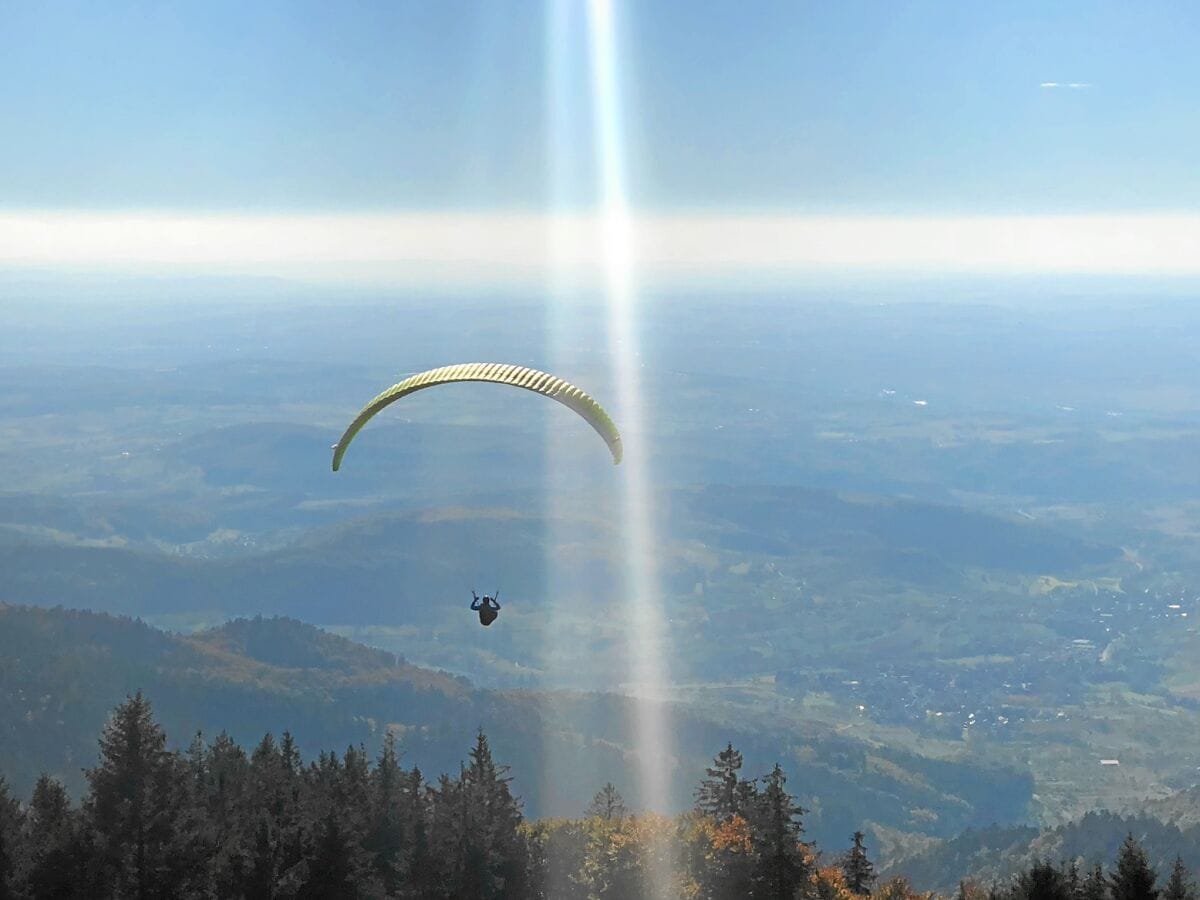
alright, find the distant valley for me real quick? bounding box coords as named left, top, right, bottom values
left=4, top=290, right=1200, bottom=847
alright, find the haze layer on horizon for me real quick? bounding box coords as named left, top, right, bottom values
left=3, top=211, right=1199, bottom=287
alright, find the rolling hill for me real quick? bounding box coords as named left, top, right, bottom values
left=0, top=603, right=1031, bottom=850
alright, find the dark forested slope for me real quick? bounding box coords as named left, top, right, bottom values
left=0, top=604, right=1030, bottom=846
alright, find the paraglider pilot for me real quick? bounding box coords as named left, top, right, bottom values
left=471, top=590, right=501, bottom=627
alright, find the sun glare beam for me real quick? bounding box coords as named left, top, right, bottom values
left=587, top=0, right=677, bottom=894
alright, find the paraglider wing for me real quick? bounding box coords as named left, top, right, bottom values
left=331, top=362, right=623, bottom=470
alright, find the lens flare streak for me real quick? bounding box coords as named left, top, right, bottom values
left=586, top=3, right=676, bottom=894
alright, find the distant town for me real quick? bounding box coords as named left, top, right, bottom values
left=778, top=583, right=1198, bottom=739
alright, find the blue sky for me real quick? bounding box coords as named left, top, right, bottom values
left=3, top=0, right=1198, bottom=214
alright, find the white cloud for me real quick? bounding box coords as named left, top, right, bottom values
left=1, top=210, right=1198, bottom=284
left=1067, top=82, right=1092, bottom=89
left=1040, top=82, right=1061, bottom=88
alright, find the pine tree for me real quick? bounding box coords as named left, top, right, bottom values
left=1014, top=859, right=1072, bottom=900
left=841, top=830, right=876, bottom=895
left=1080, top=863, right=1110, bottom=900
left=748, top=763, right=809, bottom=900
left=1111, top=835, right=1159, bottom=900
left=0, top=831, right=10, bottom=900
left=312, top=748, right=345, bottom=811
left=299, top=812, right=357, bottom=899
left=376, top=730, right=402, bottom=802
left=252, top=733, right=286, bottom=814
left=281, top=731, right=303, bottom=777
left=427, top=772, right=464, bottom=899
left=250, top=729, right=306, bottom=888
left=462, top=729, right=526, bottom=900
left=244, top=816, right=278, bottom=900
left=695, top=743, right=757, bottom=822
left=85, top=691, right=188, bottom=899
left=1163, top=857, right=1195, bottom=900
left=197, top=732, right=253, bottom=896
left=366, top=730, right=409, bottom=894
left=586, top=783, right=628, bottom=821
left=406, top=768, right=441, bottom=900
left=341, top=743, right=372, bottom=840
left=188, top=730, right=211, bottom=782
left=0, top=776, right=19, bottom=900
left=21, top=775, right=82, bottom=898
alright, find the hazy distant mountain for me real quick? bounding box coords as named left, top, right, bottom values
left=0, top=481, right=1119, bottom=625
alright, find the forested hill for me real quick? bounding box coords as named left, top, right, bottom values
left=883, top=810, right=1200, bottom=894
left=0, top=604, right=1030, bottom=847
left=0, top=693, right=1192, bottom=899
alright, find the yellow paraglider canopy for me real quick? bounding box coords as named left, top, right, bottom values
left=331, top=362, right=623, bottom=470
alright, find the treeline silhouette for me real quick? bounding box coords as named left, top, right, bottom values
left=0, top=693, right=1190, bottom=899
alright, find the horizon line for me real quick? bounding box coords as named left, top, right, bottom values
left=3, top=210, right=1199, bottom=282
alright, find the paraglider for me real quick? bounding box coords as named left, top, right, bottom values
left=330, top=362, right=623, bottom=470
left=471, top=591, right=501, bottom=627
left=331, top=363, right=622, bottom=628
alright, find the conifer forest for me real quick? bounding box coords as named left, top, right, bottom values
left=0, top=693, right=1188, bottom=900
